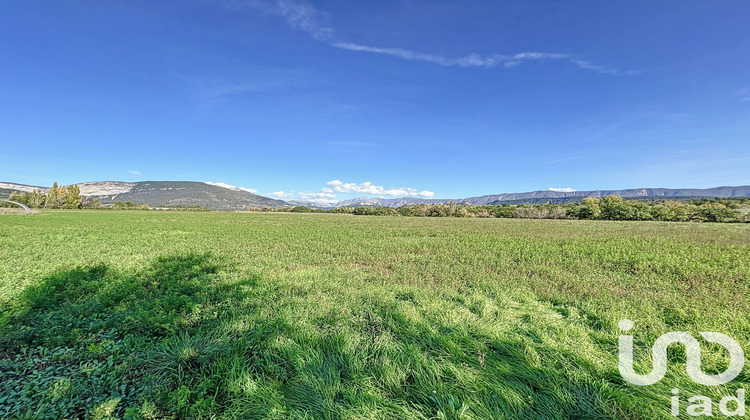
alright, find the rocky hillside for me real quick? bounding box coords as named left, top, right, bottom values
left=1, top=181, right=288, bottom=210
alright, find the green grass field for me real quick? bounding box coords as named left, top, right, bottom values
left=1, top=211, right=748, bottom=419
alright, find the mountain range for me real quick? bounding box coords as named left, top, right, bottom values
left=2, top=181, right=749, bottom=210
left=0, top=181, right=287, bottom=210
left=333, top=185, right=750, bottom=207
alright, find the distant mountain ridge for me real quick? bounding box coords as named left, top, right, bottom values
left=2, top=181, right=749, bottom=210
left=333, top=185, right=750, bottom=207
left=0, top=181, right=287, bottom=210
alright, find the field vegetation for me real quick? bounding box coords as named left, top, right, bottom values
left=1, top=211, right=748, bottom=418
left=269, top=197, right=750, bottom=223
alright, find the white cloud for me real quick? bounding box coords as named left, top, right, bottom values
left=298, top=190, right=336, bottom=199
left=128, top=170, right=141, bottom=175
left=269, top=191, right=294, bottom=198
left=327, top=180, right=434, bottom=197
left=204, top=181, right=258, bottom=193
left=268, top=189, right=337, bottom=204
left=548, top=187, right=576, bottom=193
left=266, top=179, right=434, bottom=204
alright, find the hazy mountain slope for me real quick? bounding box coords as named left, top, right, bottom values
left=1, top=181, right=288, bottom=210
left=0, top=182, right=48, bottom=198
left=91, top=181, right=288, bottom=210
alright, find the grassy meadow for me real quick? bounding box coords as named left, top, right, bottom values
left=0, top=211, right=748, bottom=419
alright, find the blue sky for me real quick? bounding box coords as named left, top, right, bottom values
left=1, top=1, right=749, bottom=203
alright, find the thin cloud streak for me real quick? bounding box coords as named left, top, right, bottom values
left=233, top=0, right=635, bottom=75
left=335, top=42, right=636, bottom=74
left=334, top=42, right=571, bottom=68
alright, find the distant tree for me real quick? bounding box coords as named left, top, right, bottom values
left=64, top=185, right=82, bottom=209
left=353, top=206, right=375, bottom=215
left=698, top=203, right=735, bottom=222
left=45, top=183, right=58, bottom=208
left=291, top=206, right=312, bottom=213
left=737, top=206, right=750, bottom=223
left=665, top=201, right=691, bottom=222
left=327, top=206, right=354, bottom=214
left=397, top=205, right=420, bottom=217
left=373, top=206, right=398, bottom=216
left=577, top=197, right=602, bottom=219
left=489, top=205, right=515, bottom=218
left=453, top=206, right=471, bottom=217
left=8, top=191, right=30, bottom=206
left=650, top=204, right=675, bottom=221
left=83, top=198, right=102, bottom=209
left=45, top=182, right=68, bottom=208
left=628, top=201, right=653, bottom=221
left=600, top=195, right=624, bottom=219
left=113, top=201, right=136, bottom=209
left=29, top=189, right=46, bottom=208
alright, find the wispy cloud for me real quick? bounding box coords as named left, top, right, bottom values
left=203, top=82, right=261, bottom=99
left=233, top=0, right=333, bottom=41
left=548, top=187, right=576, bottom=192
left=268, top=190, right=294, bottom=198
left=128, top=170, right=141, bottom=175
left=205, top=181, right=258, bottom=193
left=327, top=180, right=434, bottom=197
left=569, top=59, right=640, bottom=76
left=333, top=43, right=575, bottom=69
left=334, top=43, right=640, bottom=74
left=179, top=73, right=296, bottom=100
left=549, top=156, right=581, bottom=164
left=233, top=0, right=634, bottom=75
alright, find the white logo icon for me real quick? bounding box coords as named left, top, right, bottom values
left=618, top=319, right=744, bottom=386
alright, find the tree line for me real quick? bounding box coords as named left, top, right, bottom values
left=250, top=196, right=750, bottom=223
left=7, top=183, right=84, bottom=209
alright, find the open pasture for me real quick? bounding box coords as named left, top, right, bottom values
left=1, top=211, right=748, bottom=419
